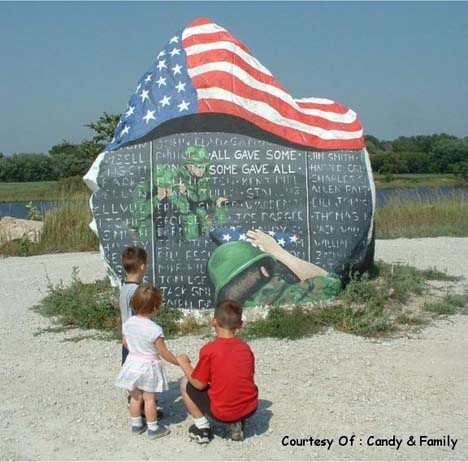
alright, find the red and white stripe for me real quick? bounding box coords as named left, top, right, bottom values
left=182, top=18, right=365, bottom=150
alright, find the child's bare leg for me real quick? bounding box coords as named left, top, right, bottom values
left=179, top=377, right=211, bottom=441
left=127, top=391, right=146, bottom=416
left=129, top=389, right=143, bottom=417
left=179, top=377, right=204, bottom=418
left=143, top=391, right=157, bottom=423
left=143, top=391, right=166, bottom=435
left=129, top=389, right=146, bottom=433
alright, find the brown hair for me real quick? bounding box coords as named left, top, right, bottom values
left=131, top=284, right=162, bottom=316
left=122, top=247, right=147, bottom=274
left=214, top=300, right=243, bottom=330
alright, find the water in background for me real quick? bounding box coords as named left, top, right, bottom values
left=1, top=186, right=467, bottom=219
left=0, top=200, right=87, bottom=219
left=376, top=186, right=468, bottom=207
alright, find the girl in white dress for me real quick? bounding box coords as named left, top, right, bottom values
left=115, top=284, right=179, bottom=439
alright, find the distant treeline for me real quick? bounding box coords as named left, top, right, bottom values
left=0, top=113, right=118, bottom=183
left=367, top=134, right=468, bottom=177
left=0, top=142, right=99, bottom=182
left=1, top=114, right=467, bottom=182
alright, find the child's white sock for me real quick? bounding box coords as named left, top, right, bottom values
left=193, top=416, right=210, bottom=429
left=147, top=420, right=159, bottom=432
left=131, top=416, right=143, bottom=428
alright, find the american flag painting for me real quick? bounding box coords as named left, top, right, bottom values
left=210, top=226, right=302, bottom=249
left=106, top=17, right=365, bottom=152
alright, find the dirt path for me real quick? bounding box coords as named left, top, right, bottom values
left=1, top=238, right=467, bottom=461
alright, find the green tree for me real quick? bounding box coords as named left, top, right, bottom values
left=85, top=112, right=121, bottom=144
left=48, top=139, right=100, bottom=178
left=52, top=154, right=93, bottom=179
left=429, top=138, right=468, bottom=173
left=452, top=162, right=468, bottom=182
left=49, top=141, right=80, bottom=158
left=0, top=153, right=56, bottom=182
left=396, top=151, right=430, bottom=174
left=365, top=135, right=385, bottom=156
left=79, top=139, right=103, bottom=161
left=393, top=134, right=459, bottom=154
left=369, top=153, right=387, bottom=172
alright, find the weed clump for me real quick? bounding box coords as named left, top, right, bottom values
left=37, top=268, right=121, bottom=336
left=35, top=262, right=467, bottom=342
left=423, top=292, right=468, bottom=316
left=242, top=260, right=457, bottom=340
left=35, top=269, right=200, bottom=338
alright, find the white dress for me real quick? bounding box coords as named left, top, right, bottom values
left=115, top=316, right=168, bottom=393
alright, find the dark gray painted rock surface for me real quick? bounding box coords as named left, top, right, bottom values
left=88, top=131, right=375, bottom=309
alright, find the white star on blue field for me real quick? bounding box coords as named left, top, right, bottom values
left=106, top=33, right=197, bottom=151
left=211, top=226, right=301, bottom=248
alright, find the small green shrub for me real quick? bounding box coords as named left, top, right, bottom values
left=341, top=273, right=384, bottom=307
left=38, top=268, right=120, bottom=335
left=242, top=306, right=321, bottom=340
left=419, top=267, right=461, bottom=282
left=36, top=270, right=190, bottom=338
left=177, top=315, right=210, bottom=336
left=242, top=260, right=454, bottom=340
left=241, top=303, right=393, bottom=340
left=377, top=262, right=427, bottom=300
left=26, top=202, right=42, bottom=221
left=157, top=306, right=183, bottom=337
left=424, top=292, right=468, bottom=315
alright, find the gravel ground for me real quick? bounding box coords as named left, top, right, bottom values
left=1, top=238, right=467, bottom=461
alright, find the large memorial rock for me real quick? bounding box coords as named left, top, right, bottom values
left=84, top=18, right=375, bottom=310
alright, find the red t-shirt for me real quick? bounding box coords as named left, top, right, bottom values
left=191, top=336, right=258, bottom=422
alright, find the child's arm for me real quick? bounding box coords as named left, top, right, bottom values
left=177, top=354, right=208, bottom=390
left=122, top=335, right=128, bottom=349
left=154, top=337, right=179, bottom=366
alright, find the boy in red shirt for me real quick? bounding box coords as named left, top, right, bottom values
left=177, top=300, right=258, bottom=443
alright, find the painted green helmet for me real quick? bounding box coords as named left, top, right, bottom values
left=154, top=164, right=178, bottom=188
left=208, top=241, right=275, bottom=301
left=184, top=146, right=210, bottom=166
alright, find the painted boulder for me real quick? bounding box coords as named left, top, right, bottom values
left=85, top=18, right=375, bottom=310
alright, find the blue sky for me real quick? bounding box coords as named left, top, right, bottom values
left=1, top=1, right=467, bottom=154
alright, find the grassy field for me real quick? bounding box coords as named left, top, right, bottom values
left=0, top=178, right=90, bottom=202
left=375, top=192, right=468, bottom=239
left=374, top=173, right=464, bottom=189
left=0, top=181, right=61, bottom=202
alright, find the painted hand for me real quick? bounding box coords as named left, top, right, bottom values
left=246, top=229, right=281, bottom=254
left=157, top=188, right=167, bottom=201
left=178, top=180, right=187, bottom=194
left=216, top=197, right=228, bottom=207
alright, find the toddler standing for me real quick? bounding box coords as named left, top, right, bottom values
left=120, top=247, right=147, bottom=365
left=115, top=284, right=178, bottom=439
